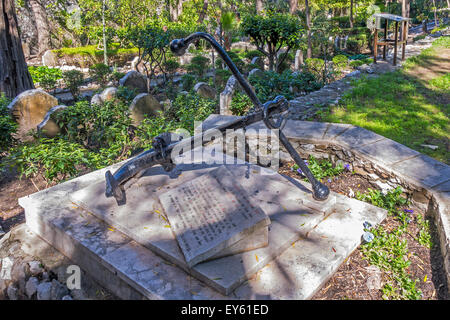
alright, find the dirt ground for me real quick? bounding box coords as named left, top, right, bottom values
left=279, top=160, right=449, bottom=300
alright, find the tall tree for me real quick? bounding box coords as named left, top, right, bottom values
left=305, top=0, right=312, bottom=58
left=349, top=0, right=354, bottom=28
left=0, top=0, right=34, bottom=98
left=29, top=0, right=51, bottom=56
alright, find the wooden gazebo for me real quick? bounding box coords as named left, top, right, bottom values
left=373, top=13, right=410, bottom=66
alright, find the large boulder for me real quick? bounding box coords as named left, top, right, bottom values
left=129, top=93, right=164, bottom=126
left=37, top=105, right=67, bottom=138
left=42, top=50, right=58, bottom=67
left=119, top=70, right=148, bottom=94
left=194, top=82, right=217, bottom=99
left=7, top=89, right=58, bottom=141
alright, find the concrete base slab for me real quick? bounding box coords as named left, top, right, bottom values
left=19, top=148, right=387, bottom=299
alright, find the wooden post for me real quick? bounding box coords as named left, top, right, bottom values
left=383, top=19, right=388, bottom=60
left=374, top=28, right=378, bottom=63
left=401, top=20, right=407, bottom=60
left=393, top=21, right=399, bottom=66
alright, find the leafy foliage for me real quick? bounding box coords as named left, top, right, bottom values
left=230, top=92, right=252, bottom=116
left=241, top=11, right=302, bottom=72
left=89, top=63, right=111, bottom=86
left=62, top=70, right=84, bottom=98
left=28, top=66, right=62, bottom=92
left=249, top=70, right=322, bottom=102
left=0, top=94, right=17, bottom=151
left=291, top=155, right=344, bottom=182
left=187, top=55, right=210, bottom=77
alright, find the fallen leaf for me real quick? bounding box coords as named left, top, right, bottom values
left=424, top=275, right=427, bottom=282
left=164, top=225, right=170, bottom=228
left=255, top=254, right=259, bottom=262
left=332, top=247, right=336, bottom=253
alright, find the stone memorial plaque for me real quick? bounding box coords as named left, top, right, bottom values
left=160, top=166, right=270, bottom=267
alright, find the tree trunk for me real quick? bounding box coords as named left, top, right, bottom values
left=102, top=0, right=108, bottom=65
left=432, top=0, right=438, bottom=27
left=289, top=0, right=298, bottom=14
left=305, top=0, right=312, bottom=58
left=402, top=0, right=410, bottom=42
left=197, top=0, right=208, bottom=24
left=350, top=0, right=354, bottom=28
left=29, top=0, right=50, bottom=57
left=0, top=0, right=34, bottom=98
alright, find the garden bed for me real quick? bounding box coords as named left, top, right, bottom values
left=278, top=159, right=448, bottom=300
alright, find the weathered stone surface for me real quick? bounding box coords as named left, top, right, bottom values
left=37, top=105, right=67, bottom=138
left=100, top=87, right=118, bottom=102
left=194, top=82, right=217, bottom=99
left=129, top=93, right=164, bottom=126
left=28, top=260, right=44, bottom=275
left=7, top=284, right=18, bottom=300
left=50, top=279, right=69, bottom=300
left=42, top=50, right=58, bottom=67
left=159, top=166, right=270, bottom=267
left=392, top=154, right=450, bottom=189
left=90, top=94, right=103, bottom=106
left=220, top=76, right=238, bottom=115
left=62, top=295, right=73, bottom=300
left=334, top=126, right=386, bottom=150
left=294, top=49, right=304, bottom=70
left=37, top=281, right=52, bottom=300
left=25, top=277, right=39, bottom=298
left=321, top=123, right=354, bottom=141
left=354, top=138, right=421, bottom=165
left=7, top=89, right=58, bottom=141
left=119, top=70, right=147, bottom=94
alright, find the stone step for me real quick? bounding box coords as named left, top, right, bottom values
left=19, top=148, right=388, bottom=299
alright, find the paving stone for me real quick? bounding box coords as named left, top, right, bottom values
left=392, top=154, right=450, bottom=189
left=321, top=123, right=354, bottom=141
left=432, top=179, right=450, bottom=193
left=354, top=137, right=421, bottom=165
left=334, top=126, right=386, bottom=150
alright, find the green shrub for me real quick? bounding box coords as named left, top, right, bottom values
left=28, top=66, right=62, bottom=92
left=249, top=70, right=322, bottom=102
left=215, top=69, right=232, bottom=89
left=6, top=138, right=93, bottom=182
left=163, top=59, right=180, bottom=74
left=89, top=63, right=111, bottom=86
left=243, top=50, right=264, bottom=61
left=0, top=94, right=17, bottom=151
left=347, top=32, right=369, bottom=54
left=116, top=85, right=137, bottom=103
left=305, top=58, right=325, bottom=80
left=55, top=100, right=133, bottom=154
left=62, top=70, right=84, bottom=98
left=332, top=54, right=348, bottom=74
left=181, top=74, right=196, bottom=91
left=187, top=55, right=210, bottom=77
left=230, top=92, right=252, bottom=116
left=291, top=155, right=344, bottom=182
